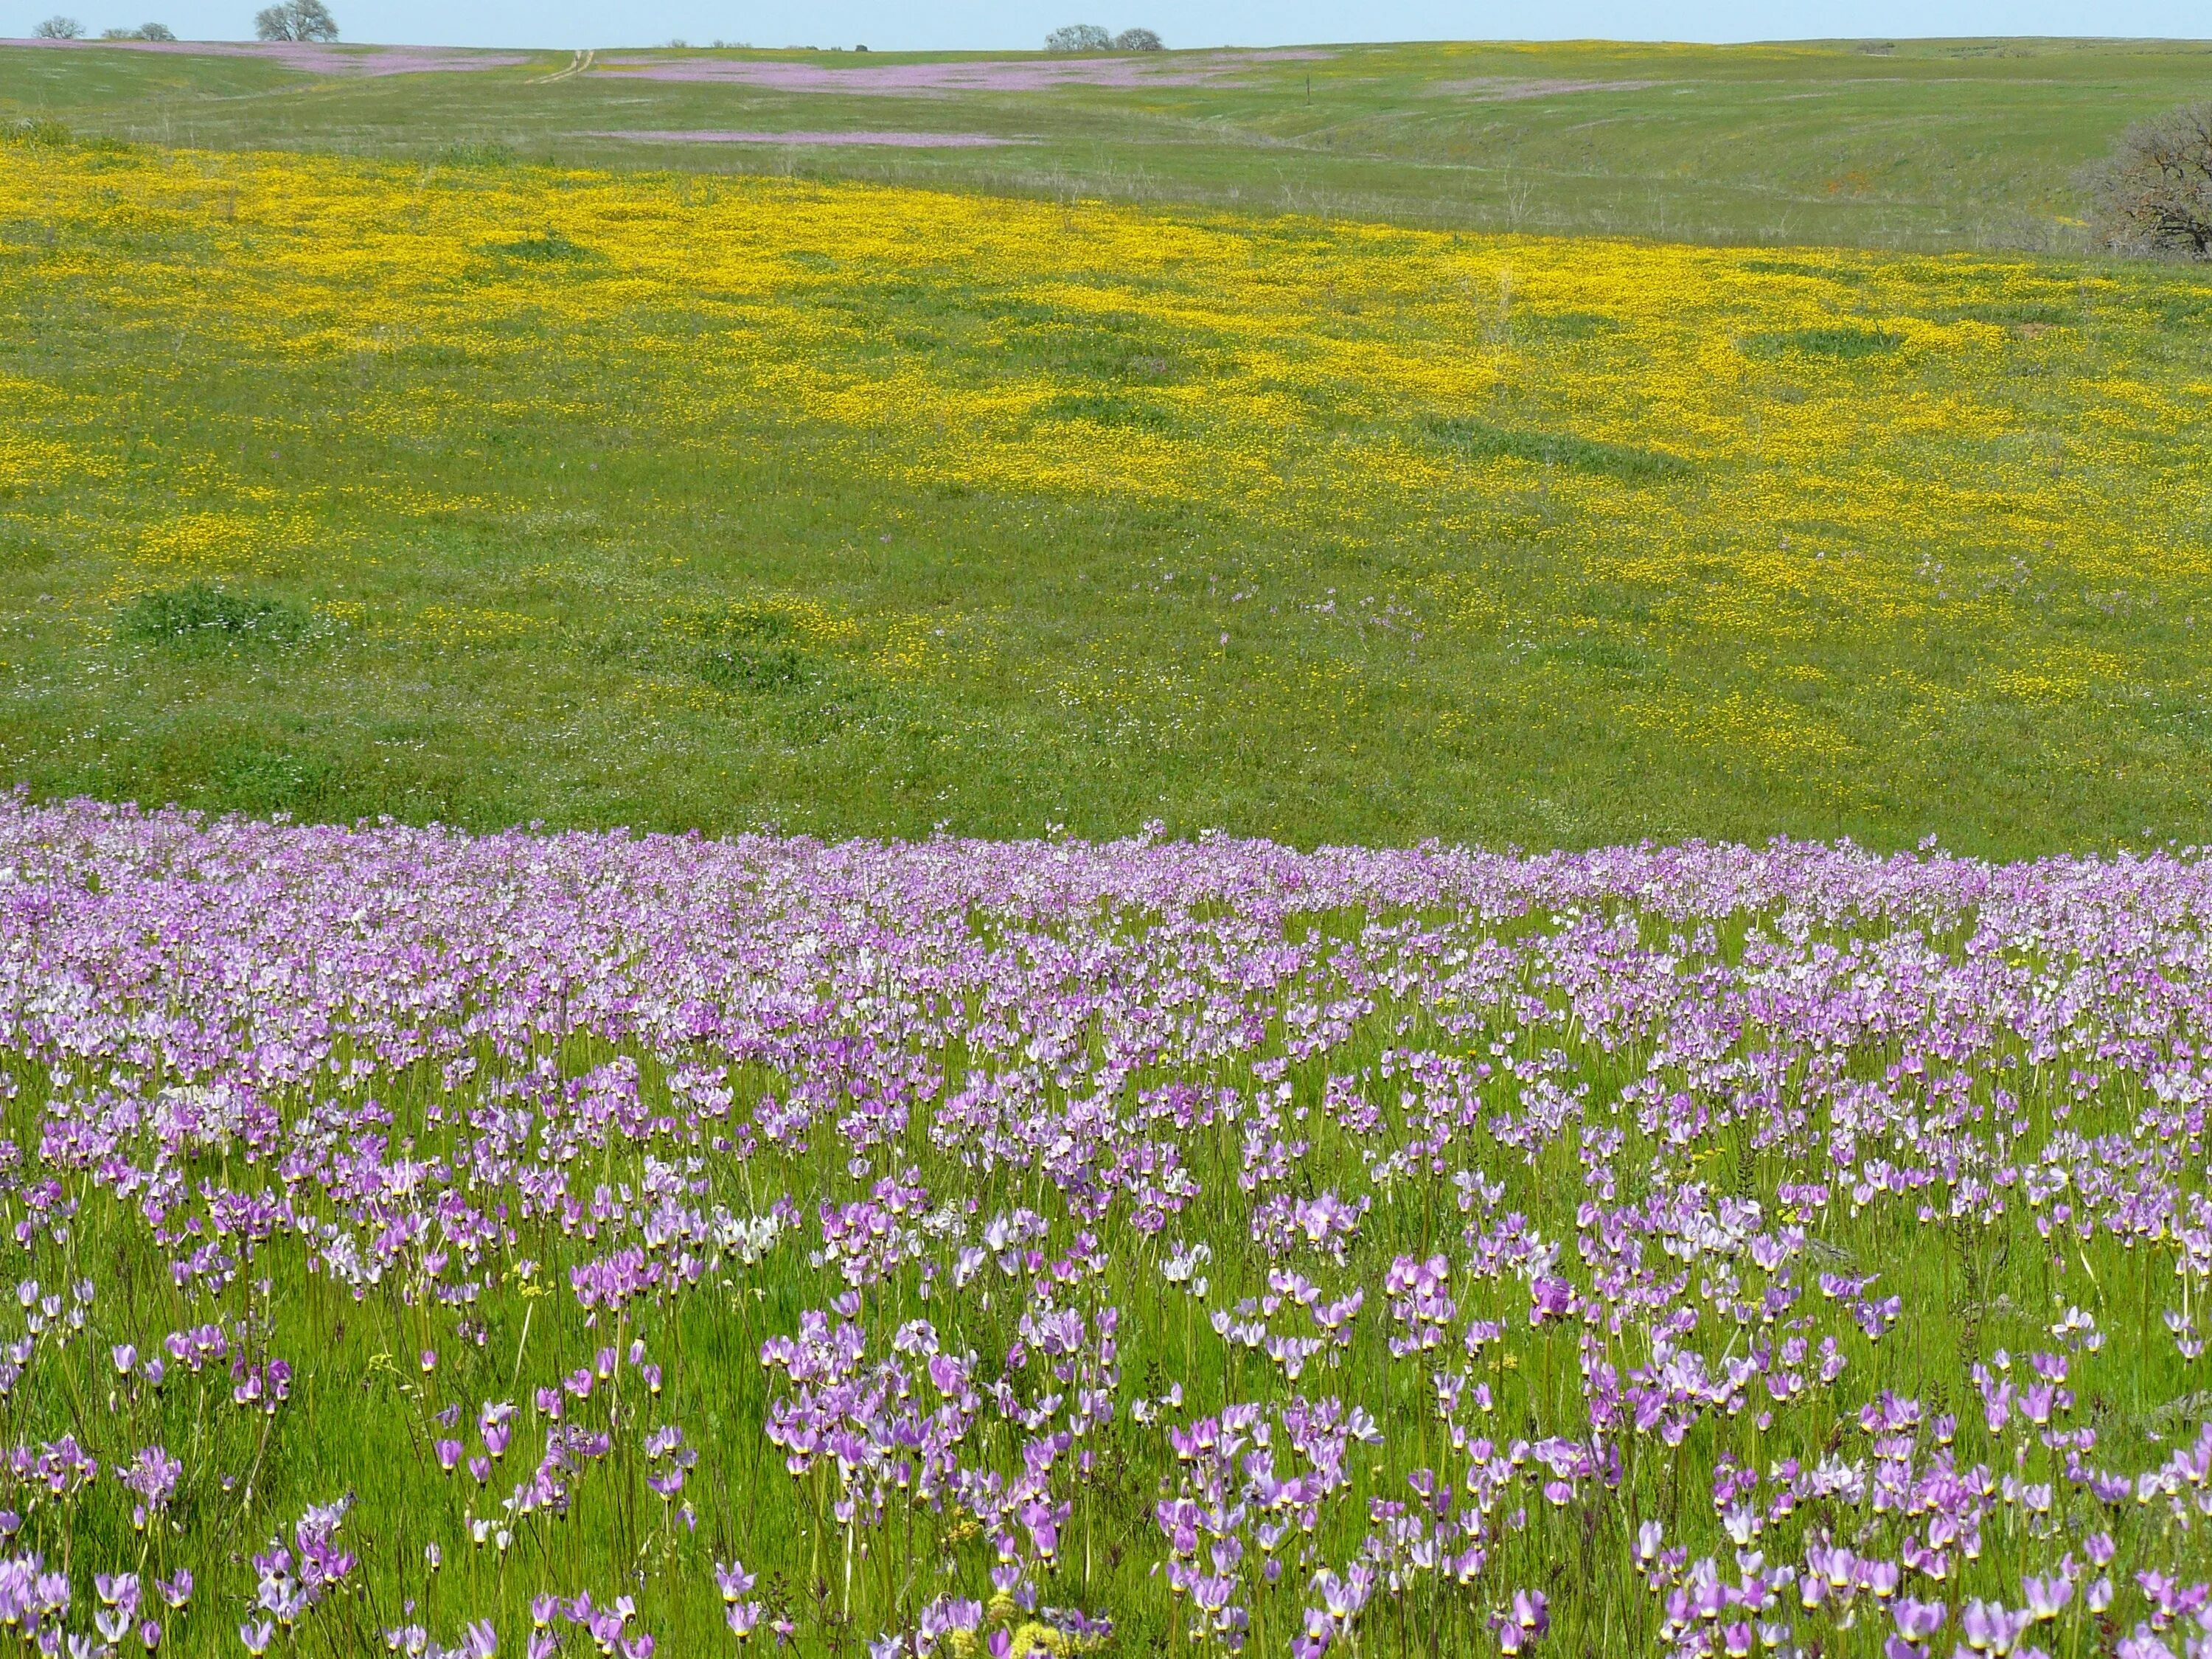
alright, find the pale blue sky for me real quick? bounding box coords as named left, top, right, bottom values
left=8, top=0, right=2208, bottom=52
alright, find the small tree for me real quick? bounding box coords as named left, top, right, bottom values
left=1112, top=27, right=1163, bottom=49
left=253, top=0, right=338, bottom=42
left=1044, top=23, right=1110, bottom=52
left=2084, top=101, right=2212, bottom=259
left=32, top=15, right=85, bottom=36
left=139, top=21, right=176, bottom=37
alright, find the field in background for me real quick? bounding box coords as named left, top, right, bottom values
left=4, top=36, right=2212, bottom=250
left=2, top=137, right=2211, bottom=854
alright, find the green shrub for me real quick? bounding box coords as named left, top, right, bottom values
left=118, top=582, right=316, bottom=648
left=6, top=119, right=74, bottom=149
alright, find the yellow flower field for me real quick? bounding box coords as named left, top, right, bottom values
left=1, top=140, right=2208, bottom=846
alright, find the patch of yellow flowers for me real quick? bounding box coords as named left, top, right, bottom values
left=1, top=144, right=2208, bottom=784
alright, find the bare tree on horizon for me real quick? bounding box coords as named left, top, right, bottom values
left=254, top=0, right=338, bottom=43
left=2086, top=101, right=2212, bottom=259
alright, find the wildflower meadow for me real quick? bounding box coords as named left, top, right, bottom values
left=1, top=793, right=2212, bottom=1656
left=2, top=139, right=2210, bottom=848
left=7, top=33, right=2212, bottom=1659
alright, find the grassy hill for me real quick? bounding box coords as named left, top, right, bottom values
left=3, top=35, right=2211, bottom=249
left=1, top=129, right=2209, bottom=855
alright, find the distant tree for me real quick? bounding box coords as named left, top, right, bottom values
left=138, top=20, right=175, bottom=35
left=253, top=0, right=337, bottom=41
left=2084, top=101, right=2212, bottom=260
left=1044, top=23, right=1110, bottom=51
left=32, top=15, right=85, bottom=36
left=1112, top=27, right=1163, bottom=49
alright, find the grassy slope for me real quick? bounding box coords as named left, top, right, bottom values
left=4, top=37, right=2212, bottom=249
left=0, top=41, right=2210, bottom=855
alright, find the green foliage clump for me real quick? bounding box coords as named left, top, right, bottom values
left=1745, top=325, right=1905, bottom=360
left=118, top=582, right=316, bottom=649
left=1036, top=389, right=1180, bottom=431
left=1418, top=414, right=1688, bottom=481
left=5, top=119, right=74, bottom=148
left=436, top=141, right=517, bottom=168
left=483, top=231, right=597, bottom=263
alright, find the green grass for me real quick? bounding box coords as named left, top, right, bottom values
left=0, top=42, right=2210, bottom=855
left=1416, top=417, right=1691, bottom=483
left=4, top=36, right=2212, bottom=251
left=1, top=40, right=2211, bottom=1650
left=7, top=936, right=2205, bottom=1655
left=116, top=581, right=321, bottom=648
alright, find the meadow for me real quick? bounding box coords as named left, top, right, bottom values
left=4, top=798, right=2212, bottom=1658
left=6, top=32, right=2212, bottom=1657
left=0, top=126, right=2210, bottom=853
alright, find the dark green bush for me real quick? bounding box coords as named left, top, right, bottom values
left=6, top=119, right=74, bottom=149
left=118, top=582, right=316, bottom=648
